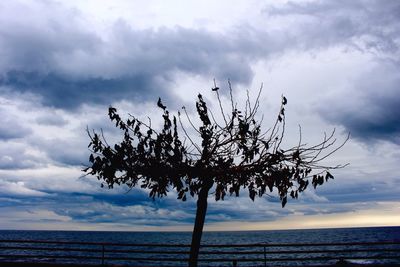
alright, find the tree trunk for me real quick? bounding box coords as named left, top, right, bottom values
left=188, top=182, right=212, bottom=267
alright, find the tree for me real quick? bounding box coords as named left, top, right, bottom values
left=84, top=81, right=348, bottom=267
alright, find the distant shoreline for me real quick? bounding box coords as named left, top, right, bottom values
left=1, top=225, right=399, bottom=233
left=1, top=262, right=400, bottom=267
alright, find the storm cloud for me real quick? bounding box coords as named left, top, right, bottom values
left=319, top=62, right=400, bottom=143
left=264, top=0, right=400, bottom=144
left=0, top=1, right=271, bottom=108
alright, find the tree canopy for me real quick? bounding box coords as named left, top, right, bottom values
left=84, top=81, right=348, bottom=266
left=86, top=83, right=347, bottom=206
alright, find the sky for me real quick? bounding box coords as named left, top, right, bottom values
left=0, top=0, right=399, bottom=231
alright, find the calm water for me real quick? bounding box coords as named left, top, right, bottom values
left=0, top=227, right=399, bottom=266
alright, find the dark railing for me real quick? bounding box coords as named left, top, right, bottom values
left=0, top=239, right=399, bottom=266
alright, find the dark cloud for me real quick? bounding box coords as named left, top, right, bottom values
left=0, top=71, right=161, bottom=109
left=264, top=0, right=400, bottom=144
left=319, top=62, right=400, bottom=143
left=69, top=190, right=151, bottom=207
left=0, top=26, right=258, bottom=108
left=0, top=2, right=268, bottom=109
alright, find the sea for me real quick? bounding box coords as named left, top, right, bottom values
left=0, top=226, right=399, bottom=266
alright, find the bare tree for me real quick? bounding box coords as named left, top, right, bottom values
left=84, top=81, right=348, bottom=267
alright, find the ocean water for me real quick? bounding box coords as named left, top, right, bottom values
left=0, top=226, right=399, bottom=266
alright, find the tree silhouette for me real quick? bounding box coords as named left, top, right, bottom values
left=84, top=81, right=348, bottom=267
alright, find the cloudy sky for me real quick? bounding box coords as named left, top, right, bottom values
left=0, top=0, right=399, bottom=231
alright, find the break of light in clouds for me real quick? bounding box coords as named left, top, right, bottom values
left=0, top=0, right=399, bottom=231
